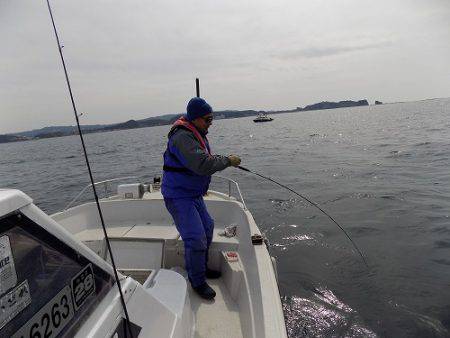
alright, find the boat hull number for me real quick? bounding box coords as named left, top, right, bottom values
left=12, top=285, right=74, bottom=338
left=12, top=264, right=96, bottom=338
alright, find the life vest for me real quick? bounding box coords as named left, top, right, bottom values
left=163, top=117, right=211, bottom=173
left=161, top=116, right=212, bottom=198
left=171, top=116, right=211, bottom=155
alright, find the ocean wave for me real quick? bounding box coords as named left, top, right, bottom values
left=434, top=240, right=450, bottom=249
left=347, top=226, right=381, bottom=236
left=270, top=197, right=306, bottom=213
left=386, top=150, right=413, bottom=158
left=380, top=195, right=396, bottom=200
left=431, top=226, right=450, bottom=234
left=414, top=141, right=432, bottom=147
left=282, top=294, right=377, bottom=338
left=389, top=302, right=449, bottom=337
left=431, top=259, right=450, bottom=266
left=269, top=231, right=323, bottom=250
left=92, top=149, right=118, bottom=156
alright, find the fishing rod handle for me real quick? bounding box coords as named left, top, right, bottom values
left=237, top=165, right=250, bottom=172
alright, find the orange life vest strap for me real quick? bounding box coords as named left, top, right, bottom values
left=172, top=117, right=211, bottom=154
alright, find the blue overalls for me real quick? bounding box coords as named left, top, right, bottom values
left=164, top=197, right=213, bottom=287
left=161, top=117, right=214, bottom=287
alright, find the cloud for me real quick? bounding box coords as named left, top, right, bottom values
left=275, top=40, right=392, bottom=60
left=1, top=0, right=449, bottom=133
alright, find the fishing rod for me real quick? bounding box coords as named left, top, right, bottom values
left=45, top=1, right=134, bottom=336
left=237, top=165, right=369, bottom=268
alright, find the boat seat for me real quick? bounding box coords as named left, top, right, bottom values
left=118, top=268, right=155, bottom=284
left=75, top=222, right=180, bottom=242
left=144, top=269, right=190, bottom=318
left=75, top=223, right=136, bottom=241
left=104, top=237, right=165, bottom=270
left=75, top=224, right=137, bottom=257
left=143, top=269, right=194, bottom=337
left=124, top=223, right=180, bottom=241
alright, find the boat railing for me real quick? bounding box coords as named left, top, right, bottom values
left=64, top=176, right=139, bottom=210
left=212, top=175, right=248, bottom=210
left=64, top=174, right=247, bottom=211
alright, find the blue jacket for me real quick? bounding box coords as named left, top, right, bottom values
left=161, top=118, right=231, bottom=198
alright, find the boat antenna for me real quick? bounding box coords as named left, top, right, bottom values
left=196, top=78, right=200, bottom=97
left=237, top=165, right=369, bottom=268
left=45, top=1, right=134, bottom=336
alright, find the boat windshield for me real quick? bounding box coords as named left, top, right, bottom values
left=0, top=213, right=114, bottom=338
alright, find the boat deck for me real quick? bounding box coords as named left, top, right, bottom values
left=190, top=279, right=243, bottom=338
left=47, top=183, right=287, bottom=337
left=73, top=222, right=245, bottom=337
left=74, top=223, right=239, bottom=249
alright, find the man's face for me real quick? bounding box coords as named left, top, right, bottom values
left=193, top=113, right=213, bottom=133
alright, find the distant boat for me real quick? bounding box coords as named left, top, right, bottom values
left=253, top=113, right=273, bottom=123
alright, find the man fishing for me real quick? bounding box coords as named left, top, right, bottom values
left=161, top=97, right=241, bottom=300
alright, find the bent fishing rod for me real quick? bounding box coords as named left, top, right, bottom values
left=237, top=165, right=369, bottom=268
left=192, top=78, right=367, bottom=268
left=45, top=1, right=134, bottom=336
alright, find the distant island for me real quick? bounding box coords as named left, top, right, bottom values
left=0, top=135, right=29, bottom=143
left=0, top=99, right=373, bottom=143
left=299, top=99, right=369, bottom=111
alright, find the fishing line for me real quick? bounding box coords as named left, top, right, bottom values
left=45, top=1, right=134, bottom=336
left=237, top=165, right=368, bottom=268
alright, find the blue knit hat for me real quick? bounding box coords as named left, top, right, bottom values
left=186, top=97, right=213, bottom=121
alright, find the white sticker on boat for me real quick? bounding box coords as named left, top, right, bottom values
left=12, top=285, right=74, bottom=338
left=0, top=235, right=18, bottom=295
left=0, top=279, right=31, bottom=330
left=71, top=263, right=96, bottom=310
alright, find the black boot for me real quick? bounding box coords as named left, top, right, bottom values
left=206, top=268, right=221, bottom=279
left=193, top=283, right=216, bottom=300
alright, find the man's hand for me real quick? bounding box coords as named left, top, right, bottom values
left=228, top=154, right=241, bottom=167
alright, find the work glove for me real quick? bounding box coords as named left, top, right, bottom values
left=228, top=155, right=241, bottom=167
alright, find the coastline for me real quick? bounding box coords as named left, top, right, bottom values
left=1, top=99, right=373, bottom=143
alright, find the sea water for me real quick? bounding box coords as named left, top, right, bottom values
left=1, top=98, right=449, bottom=337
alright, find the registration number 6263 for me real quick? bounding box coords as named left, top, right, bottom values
left=13, top=285, right=74, bottom=338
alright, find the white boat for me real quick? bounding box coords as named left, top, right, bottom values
left=253, top=113, right=274, bottom=123
left=0, top=175, right=287, bottom=337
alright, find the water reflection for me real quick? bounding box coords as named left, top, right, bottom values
left=283, top=290, right=377, bottom=338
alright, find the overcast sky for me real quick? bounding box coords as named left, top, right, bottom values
left=1, top=0, right=449, bottom=134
